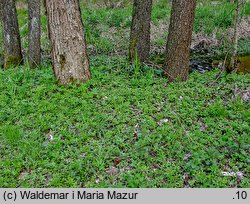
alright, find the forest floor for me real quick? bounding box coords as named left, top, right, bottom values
left=0, top=0, right=249, bottom=187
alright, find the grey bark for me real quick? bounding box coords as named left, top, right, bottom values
left=163, top=0, right=196, bottom=82
left=233, top=0, right=242, bottom=58
left=28, top=0, right=41, bottom=68
left=45, top=0, right=91, bottom=85
left=129, top=0, right=152, bottom=63
left=1, top=0, right=23, bottom=68
left=228, top=0, right=242, bottom=72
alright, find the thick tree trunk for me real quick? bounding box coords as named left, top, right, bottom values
left=45, top=0, right=91, bottom=85
left=28, top=0, right=41, bottom=68
left=163, top=0, right=196, bottom=82
left=1, top=0, right=23, bottom=68
left=129, top=0, right=152, bottom=63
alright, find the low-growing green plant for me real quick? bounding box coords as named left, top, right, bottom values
left=0, top=56, right=249, bottom=188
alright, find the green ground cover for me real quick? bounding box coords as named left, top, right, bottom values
left=0, top=56, right=249, bottom=187
left=0, top=0, right=249, bottom=187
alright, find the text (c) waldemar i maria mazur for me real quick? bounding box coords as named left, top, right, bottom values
left=19, top=190, right=139, bottom=200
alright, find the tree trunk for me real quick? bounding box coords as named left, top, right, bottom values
left=1, top=0, right=23, bottom=68
left=45, top=0, right=91, bottom=85
left=0, top=1, right=3, bottom=20
left=227, top=0, right=242, bottom=72
left=129, top=0, right=152, bottom=63
left=232, top=0, right=242, bottom=59
left=0, top=1, right=3, bottom=67
left=28, top=0, right=41, bottom=68
left=163, top=0, right=196, bottom=82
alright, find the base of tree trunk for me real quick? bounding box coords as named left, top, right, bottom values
left=129, top=0, right=152, bottom=63
left=2, top=0, right=23, bottom=68
left=45, top=0, right=91, bottom=85
left=163, top=0, right=196, bottom=82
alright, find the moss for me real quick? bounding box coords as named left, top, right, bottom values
left=0, top=53, right=4, bottom=68
left=129, top=38, right=138, bottom=61
left=59, top=54, right=66, bottom=72
left=4, top=55, right=22, bottom=69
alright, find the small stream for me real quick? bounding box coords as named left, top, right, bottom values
left=190, top=55, right=250, bottom=73
left=190, top=44, right=250, bottom=73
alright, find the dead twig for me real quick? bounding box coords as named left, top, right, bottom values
left=208, top=51, right=230, bottom=86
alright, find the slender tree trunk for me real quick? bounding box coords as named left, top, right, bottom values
left=1, top=0, right=23, bottom=68
left=0, top=1, right=2, bottom=20
left=129, top=0, right=152, bottom=63
left=232, top=0, right=242, bottom=59
left=228, top=0, right=242, bottom=72
left=163, top=0, right=196, bottom=82
left=28, top=0, right=41, bottom=68
left=45, top=0, right=91, bottom=85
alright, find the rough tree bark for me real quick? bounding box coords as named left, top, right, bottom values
left=28, top=0, right=41, bottom=68
left=163, top=0, right=196, bottom=82
left=45, top=0, right=91, bottom=84
left=129, top=0, right=152, bottom=63
left=1, top=0, right=23, bottom=68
